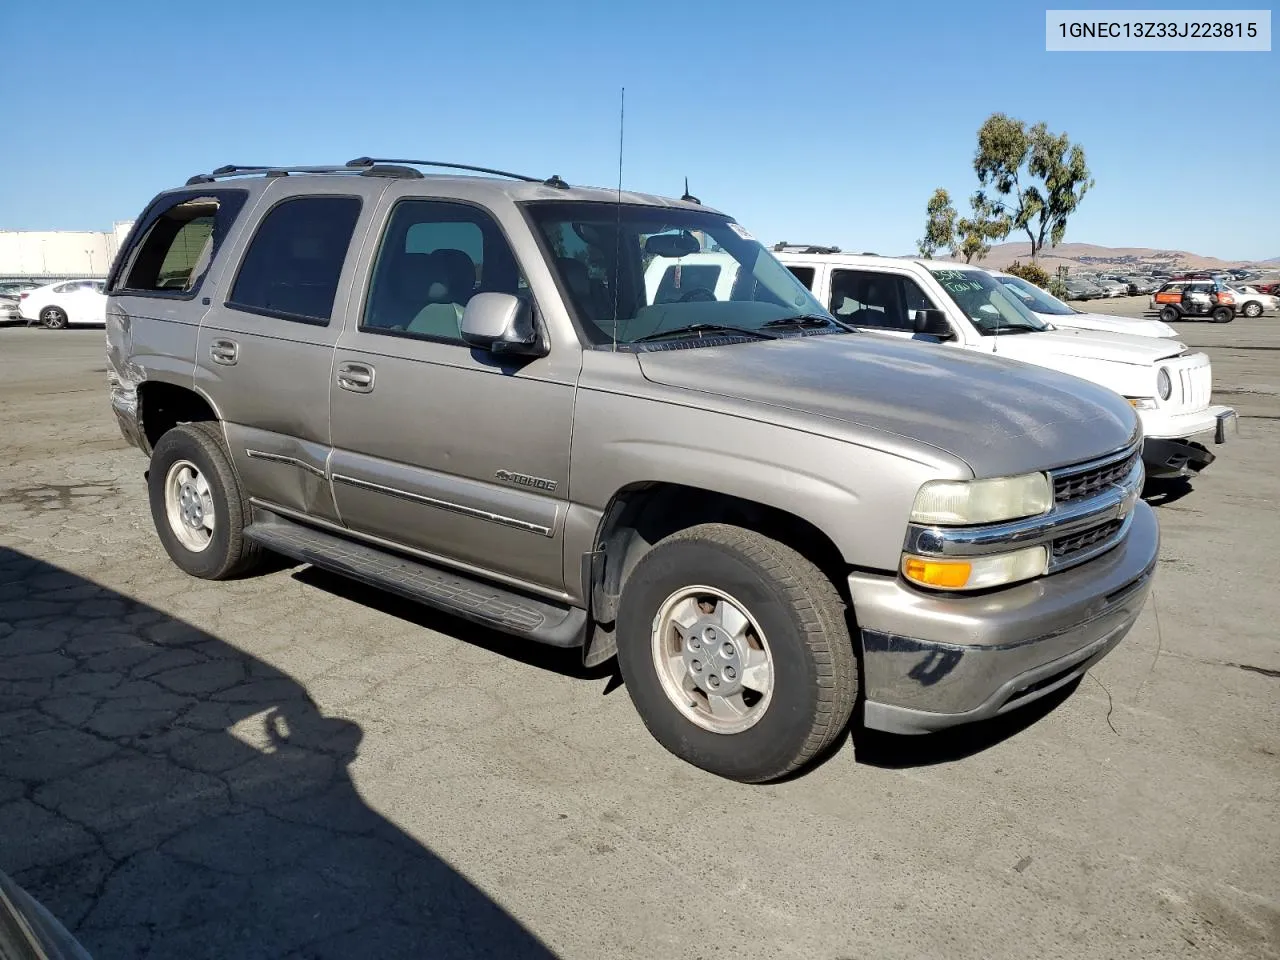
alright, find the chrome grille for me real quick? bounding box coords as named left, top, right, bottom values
left=1052, top=519, right=1124, bottom=561
left=1053, top=449, right=1140, bottom=504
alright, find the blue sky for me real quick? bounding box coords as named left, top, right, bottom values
left=2, top=0, right=1276, bottom=260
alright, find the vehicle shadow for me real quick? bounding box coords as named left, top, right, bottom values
left=849, top=680, right=1080, bottom=770
left=1142, top=476, right=1195, bottom=507
left=0, top=547, right=559, bottom=960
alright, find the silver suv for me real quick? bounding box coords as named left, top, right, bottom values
left=105, top=159, right=1158, bottom=782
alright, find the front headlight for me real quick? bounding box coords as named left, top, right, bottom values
left=1157, top=368, right=1173, bottom=401
left=910, top=473, right=1052, bottom=526
left=902, top=545, right=1048, bottom=591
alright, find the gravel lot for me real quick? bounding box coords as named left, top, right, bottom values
left=1, top=313, right=1277, bottom=960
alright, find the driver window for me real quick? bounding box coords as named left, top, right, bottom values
left=829, top=269, right=918, bottom=331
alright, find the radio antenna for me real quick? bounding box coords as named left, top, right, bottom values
left=611, top=87, right=625, bottom=352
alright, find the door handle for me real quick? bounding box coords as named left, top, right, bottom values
left=210, top=338, right=239, bottom=365
left=336, top=362, right=375, bottom=393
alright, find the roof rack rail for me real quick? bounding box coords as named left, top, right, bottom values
left=185, top=165, right=354, bottom=185
left=345, top=157, right=569, bottom=188
left=771, top=242, right=842, bottom=255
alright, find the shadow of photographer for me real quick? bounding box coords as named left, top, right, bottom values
left=0, top=546, right=558, bottom=959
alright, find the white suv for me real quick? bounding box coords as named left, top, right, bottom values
left=774, top=250, right=1237, bottom=480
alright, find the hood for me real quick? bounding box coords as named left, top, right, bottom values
left=1038, top=310, right=1179, bottom=340
left=636, top=334, right=1138, bottom=477
left=981, top=326, right=1185, bottom=366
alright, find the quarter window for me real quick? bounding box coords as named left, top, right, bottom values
left=829, top=269, right=937, bottom=331
left=228, top=196, right=362, bottom=325
left=116, top=192, right=247, bottom=295
left=785, top=265, right=816, bottom=290
left=362, top=200, right=525, bottom=344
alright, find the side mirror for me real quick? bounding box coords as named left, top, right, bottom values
left=913, top=308, right=953, bottom=339
left=460, top=293, right=546, bottom=357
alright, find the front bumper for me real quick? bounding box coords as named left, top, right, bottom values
left=851, top=499, right=1158, bottom=734
left=1142, top=406, right=1237, bottom=477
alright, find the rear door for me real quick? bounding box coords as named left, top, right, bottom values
left=328, top=191, right=577, bottom=593
left=193, top=178, right=385, bottom=522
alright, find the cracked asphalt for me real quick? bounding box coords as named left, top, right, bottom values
left=1, top=313, right=1277, bottom=959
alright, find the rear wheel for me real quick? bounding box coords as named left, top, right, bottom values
left=615, top=523, right=857, bottom=783
left=40, top=306, right=68, bottom=329
left=1158, top=305, right=1180, bottom=324
left=147, top=422, right=263, bottom=579
left=1210, top=306, right=1234, bottom=324
left=1242, top=301, right=1263, bottom=318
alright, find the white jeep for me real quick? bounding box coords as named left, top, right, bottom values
left=773, top=250, right=1237, bottom=479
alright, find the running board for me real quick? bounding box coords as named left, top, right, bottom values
left=244, top=513, right=586, bottom=647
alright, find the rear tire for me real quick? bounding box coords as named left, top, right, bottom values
left=147, top=422, right=263, bottom=580
left=1158, top=306, right=1180, bottom=324
left=40, top=306, right=68, bottom=329
left=615, top=523, right=857, bottom=783
left=1210, top=306, right=1234, bottom=324
left=1242, top=301, right=1263, bottom=318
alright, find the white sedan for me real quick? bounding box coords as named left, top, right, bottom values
left=1228, top=285, right=1279, bottom=318
left=991, top=271, right=1179, bottom=338
left=17, top=280, right=108, bottom=328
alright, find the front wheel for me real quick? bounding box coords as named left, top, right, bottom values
left=147, top=422, right=263, bottom=579
left=1242, top=301, right=1263, bottom=318
left=1158, top=305, right=1180, bottom=324
left=40, top=306, right=68, bottom=329
left=1210, top=306, right=1234, bottom=324
left=615, top=523, right=857, bottom=783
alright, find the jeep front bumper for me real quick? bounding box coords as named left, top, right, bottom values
left=850, top=500, right=1158, bottom=734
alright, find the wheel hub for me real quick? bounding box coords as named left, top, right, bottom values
left=178, top=481, right=205, bottom=529
left=682, top=620, right=746, bottom=697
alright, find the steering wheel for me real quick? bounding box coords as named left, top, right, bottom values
left=677, top=287, right=716, bottom=303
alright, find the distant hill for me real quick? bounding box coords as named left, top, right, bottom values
left=974, top=242, right=1270, bottom=274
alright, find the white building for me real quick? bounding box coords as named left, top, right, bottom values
left=0, top=221, right=135, bottom=278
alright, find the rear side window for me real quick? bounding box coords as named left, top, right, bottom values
left=115, top=192, right=247, bottom=296
left=785, top=265, right=815, bottom=290
left=228, top=196, right=362, bottom=325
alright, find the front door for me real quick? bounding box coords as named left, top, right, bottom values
left=827, top=267, right=952, bottom=342
left=328, top=196, right=577, bottom=594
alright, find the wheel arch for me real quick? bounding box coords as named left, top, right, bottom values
left=136, top=378, right=223, bottom=452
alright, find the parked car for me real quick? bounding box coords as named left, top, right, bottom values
left=1150, top=280, right=1236, bottom=323
left=0, top=294, right=21, bottom=322
left=1227, top=284, right=1278, bottom=317
left=990, top=271, right=1178, bottom=338
left=0, top=280, right=45, bottom=297
left=0, top=867, right=92, bottom=960
left=106, top=158, right=1160, bottom=783
left=1091, top=277, right=1129, bottom=298
left=17, top=279, right=107, bottom=328
left=775, top=250, right=1236, bottom=479
left=1063, top=277, right=1104, bottom=300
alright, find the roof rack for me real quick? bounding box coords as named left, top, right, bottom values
left=345, top=157, right=569, bottom=188
left=185, top=159, right=570, bottom=188
left=772, top=242, right=842, bottom=255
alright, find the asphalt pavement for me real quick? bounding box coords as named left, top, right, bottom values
left=1, top=313, right=1276, bottom=960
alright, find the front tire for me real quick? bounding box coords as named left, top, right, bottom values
left=40, top=306, right=68, bottom=329
left=1242, top=301, right=1263, bottom=318
left=615, top=523, right=857, bottom=783
left=1210, top=306, right=1234, bottom=324
left=1158, top=305, right=1180, bottom=324
left=147, top=422, right=263, bottom=579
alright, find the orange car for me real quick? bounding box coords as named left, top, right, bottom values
left=1150, top=279, right=1235, bottom=324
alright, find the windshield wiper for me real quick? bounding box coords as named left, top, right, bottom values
left=632, top=323, right=778, bottom=343
left=761, top=313, right=849, bottom=331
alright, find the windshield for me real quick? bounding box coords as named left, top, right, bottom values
left=996, top=273, right=1075, bottom=316
left=525, top=202, right=836, bottom=346
left=929, top=268, right=1051, bottom=334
